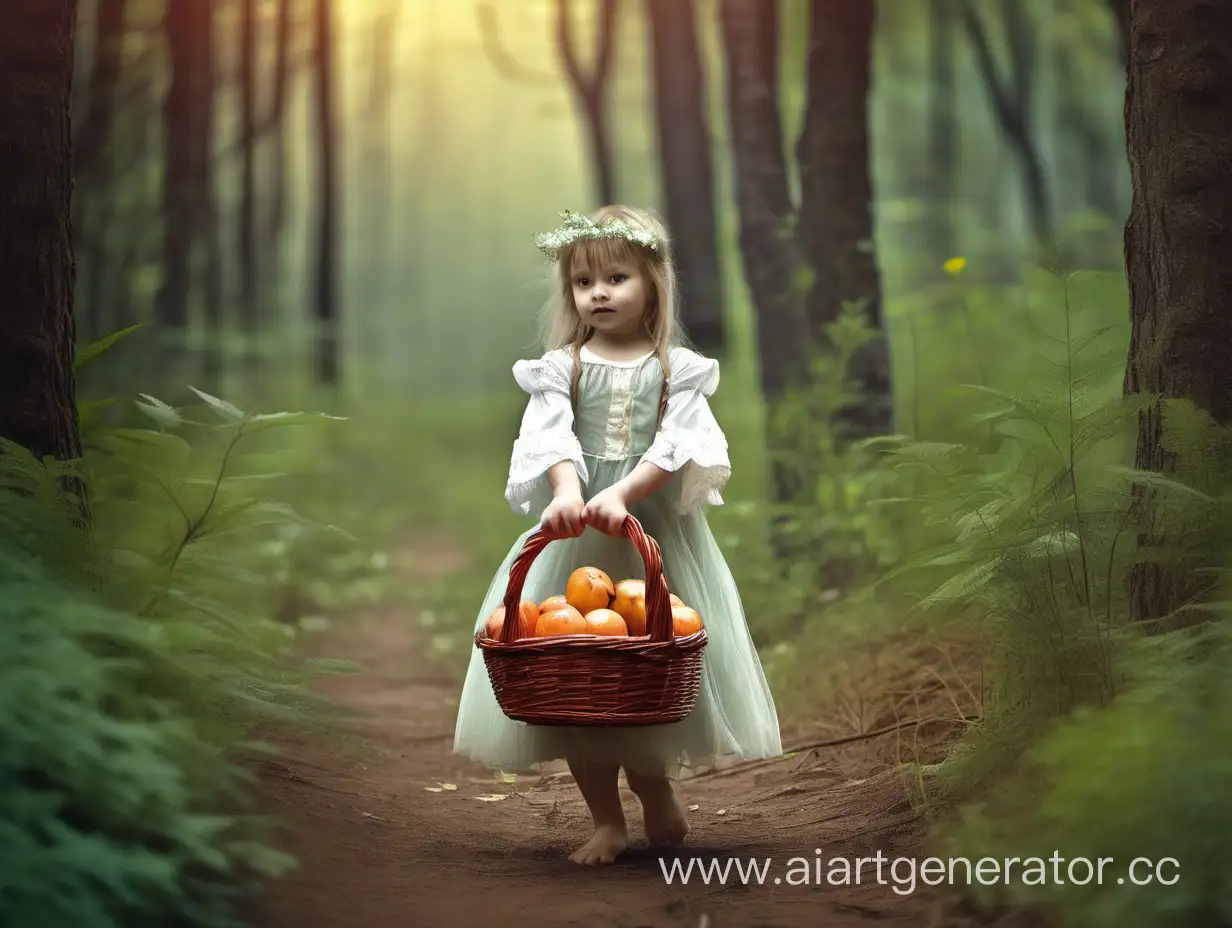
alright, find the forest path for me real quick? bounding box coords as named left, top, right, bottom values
left=248, top=540, right=1008, bottom=928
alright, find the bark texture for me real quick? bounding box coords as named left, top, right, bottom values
left=1122, top=0, right=1232, bottom=625
left=645, top=0, right=725, bottom=355
left=1108, top=0, right=1131, bottom=65
left=156, top=0, right=214, bottom=333
left=717, top=0, right=803, bottom=402
left=313, top=0, right=340, bottom=384
left=797, top=0, right=891, bottom=437
left=959, top=0, right=1054, bottom=249
left=0, top=1, right=82, bottom=461
left=557, top=0, right=619, bottom=206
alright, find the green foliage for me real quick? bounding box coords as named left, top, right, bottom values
left=0, top=359, right=360, bottom=926
left=715, top=303, right=921, bottom=645
left=929, top=608, right=1232, bottom=928
left=870, top=268, right=1232, bottom=927
left=869, top=270, right=1145, bottom=794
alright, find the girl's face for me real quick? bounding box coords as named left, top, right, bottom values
left=569, top=256, right=651, bottom=340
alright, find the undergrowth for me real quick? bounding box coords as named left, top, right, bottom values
left=868, top=267, right=1232, bottom=926
left=712, top=258, right=1230, bottom=926
left=0, top=334, right=363, bottom=927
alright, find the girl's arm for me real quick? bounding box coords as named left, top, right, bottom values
left=581, top=461, right=671, bottom=536
left=547, top=459, right=584, bottom=500
left=612, top=460, right=672, bottom=505
left=541, top=460, right=586, bottom=537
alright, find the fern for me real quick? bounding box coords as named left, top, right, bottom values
left=886, top=269, right=1147, bottom=796
left=0, top=351, right=360, bottom=926
left=889, top=267, right=1232, bottom=927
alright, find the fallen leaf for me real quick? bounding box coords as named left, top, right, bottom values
left=472, top=794, right=509, bottom=802
left=424, top=787, right=443, bottom=793
left=440, top=783, right=458, bottom=791
left=687, top=804, right=700, bottom=812
left=716, top=809, right=727, bottom=815
left=361, top=812, right=388, bottom=821
left=498, top=772, right=518, bottom=784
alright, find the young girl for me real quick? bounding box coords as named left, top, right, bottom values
left=451, top=205, right=782, bottom=866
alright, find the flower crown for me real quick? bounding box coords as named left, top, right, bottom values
left=533, top=209, right=662, bottom=262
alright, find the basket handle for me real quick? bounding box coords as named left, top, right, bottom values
left=499, top=514, right=675, bottom=644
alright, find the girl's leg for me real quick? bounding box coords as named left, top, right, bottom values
left=565, top=758, right=628, bottom=865
left=625, top=765, right=689, bottom=848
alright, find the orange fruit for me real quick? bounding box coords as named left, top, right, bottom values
left=584, top=608, right=628, bottom=636
left=539, top=594, right=568, bottom=615
left=610, top=579, right=647, bottom=636
left=566, top=566, right=614, bottom=614
left=483, top=600, right=539, bottom=640
left=536, top=604, right=587, bottom=636
left=669, top=593, right=686, bottom=609
left=671, top=605, right=703, bottom=638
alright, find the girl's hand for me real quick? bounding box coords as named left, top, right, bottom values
left=540, top=492, right=585, bottom=538
left=582, top=487, right=629, bottom=537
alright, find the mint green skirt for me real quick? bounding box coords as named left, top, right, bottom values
left=451, top=453, right=783, bottom=780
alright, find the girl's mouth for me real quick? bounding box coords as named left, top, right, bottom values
left=591, top=307, right=615, bottom=314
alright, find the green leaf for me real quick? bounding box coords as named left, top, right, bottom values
left=1106, top=466, right=1217, bottom=502
left=1020, top=529, right=1081, bottom=560
left=134, top=394, right=182, bottom=429
left=961, top=384, right=1056, bottom=424
left=247, top=411, right=348, bottom=427
left=74, top=323, right=145, bottom=371
left=919, top=558, right=1000, bottom=609
left=187, top=386, right=245, bottom=422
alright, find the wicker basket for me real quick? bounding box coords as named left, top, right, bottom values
left=475, top=514, right=707, bottom=726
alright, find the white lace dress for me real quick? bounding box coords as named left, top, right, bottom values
left=451, top=345, right=782, bottom=779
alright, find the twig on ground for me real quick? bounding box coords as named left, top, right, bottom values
left=692, top=715, right=981, bottom=781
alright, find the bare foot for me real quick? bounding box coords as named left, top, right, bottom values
left=637, top=780, right=690, bottom=848
left=568, top=823, right=629, bottom=865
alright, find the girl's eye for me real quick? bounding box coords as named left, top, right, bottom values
left=576, top=278, right=590, bottom=287
left=610, top=275, right=626, bottom=283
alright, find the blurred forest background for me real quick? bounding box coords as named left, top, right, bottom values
left=3, top=0, right=1230, bottom=926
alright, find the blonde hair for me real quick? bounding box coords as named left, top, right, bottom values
left=535, top=204, right=690, bottom=419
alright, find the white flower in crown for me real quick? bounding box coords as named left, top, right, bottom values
left=533, top=209, right=662, bottom=261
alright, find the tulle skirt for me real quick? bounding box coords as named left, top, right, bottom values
left=451, top=455, right=782, bottom=780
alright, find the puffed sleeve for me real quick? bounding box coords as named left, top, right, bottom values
left=504, top=350, right=589, bottom=516
left=639, top=348, right=731, bottom=515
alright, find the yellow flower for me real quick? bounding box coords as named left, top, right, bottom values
left=943, top=256, right=967, bottom=276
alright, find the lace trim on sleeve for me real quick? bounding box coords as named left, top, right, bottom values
left=640, top=348, right=730, bottom=515
left=504, top=352, right=588, bottom=515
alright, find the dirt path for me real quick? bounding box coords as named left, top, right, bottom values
left=248, top=574, right=1003, bottom=927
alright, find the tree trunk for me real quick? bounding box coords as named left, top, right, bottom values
left=76, top=0, right=126, bottom=175
left=75, top=0, right=127, bottom=343
left=927, top=0, right=959, bottom=265
left=556, top=0, right=619, bottom=206
left=0, top=0, right=82, bottom=461
left=1107, top=0, right=1130, bottom=66
left=238, top=0, right=259, bottom=335
left=200, top=0, right=223, bottom=393
left=312, top=0, right=340, bottom=385
left=959, top=0, right=1055, bottom=252
left=362, top=1, right=399, bottom=367
left=645, top=0, right=725, bottom=356
left=267, top=0, right=292, bottom=248
left=716, top=0, right=803, bottom=403
left=156, top=0, right=203, bottom=335
left=718, top=0, right=810, bottom=516
left=1122, top=0, right=1232, bottom=627
left=796, top=0, right=892, bottom=438
left=1053, top=19, right=1121, bottom=265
